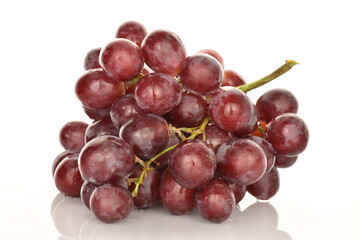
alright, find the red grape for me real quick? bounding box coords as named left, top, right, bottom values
left=246, top=135, right=276, bottom=173
left=82, top=104, right=110, bottom=120
left=209, top=87, right=254, bottom=132
left=100, top=38, right=144, bottom=82
left=221, top=69, right=246, bottom=87
left=79, top=135, right=135, bottom=184
left=247, top=167, right=280, bottom=200
left=265, top=113, right=309, bottom=156
left=119, top=114, right=170, bottom=160
left=84, top=117, right=119, bottom=143
left=90, top=184, right=133, bottom=223
left=216, top=138, right=267, bottom=185
left=168, top=139, right=216, bottom=189
left=80, top=181, right=99, bottom=209
left=224, top=181, right=246, bottom=204
left=196, top=124, right=234, bottom=153
left=128, top=165, right=161, bottom=209
left=134, top=73, right=182, bottom=115
left=59, top=121, right=88, bottom=153
left=84, top=47, right=101, bottom=70
left=256, top=88, right=298, bottom=123
left=52, top=150, right=74, bottom=176
left=275, top=154, right=298, bottom=168
left=110, top=94, right=145, bottom=129
left=159, top=169, right=195, bottom=215
left=141, top=30, right=186, bottom=76
left=198, top=49, right=225, bottom=68
left=169, top=91, right=208, bottom=127
left=54, top=155, right=84, bottom=198
left=115, top=21, right=147, bottom=47
left=195, top=180, right=235, bottom=223
left=75, top=69, right=125, bottom=109
left=180, top=53, right=223, bottom=96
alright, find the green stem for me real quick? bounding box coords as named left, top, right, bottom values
left=238, top=60, right=299, bottom=93
left=125, top=73, right=145, bottom=90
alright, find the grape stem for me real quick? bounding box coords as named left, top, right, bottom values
left=238, top=60, right=299, bottom=93
left=130, top=116, right=210, bottom=197
left=130, top=60, right=298, bottom=197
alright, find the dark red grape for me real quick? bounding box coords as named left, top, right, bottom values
left=80, top=181, right=99, bottom=209
left=246, top=135, right=276, bottom=173
left=52, top=151, right=74, bottom=176
left=233, top=105, right=259, bottom=137
left=134, top=73, right=182, bottom=115
left=82, top=104, right=110, bottom=120
left=169, top=91, right=208, bottom=127
left=128, top=165, right=161, bottom=209
left=209, top=87, right=254, bottom=132
left=265, top=113, right=309, bottom=156
left=59, top=121, right=88, bottom=153
left=168, top=139, right=216, bottom=189
left=195, top=180, right=235, bottom=223
left=90, top=184, right=133, bottom=223
left=84, top=47, right=101, bottom=70
left=75, top=69, right=125, bottom=109
left=141, top=30, right=186, bottom=76
left=100, top=38, right=144, bottom=82
left=119, top=114, right=170, bottom=160
left=247, top=167, right=280, bottom=200
left=198, top=49, right=225, bottom=68
left=110, top=94, right=145, bottom=129
left=216, top=138, right=267, bottom=185
left=221, top=69, right=246, bottom=87
left=180, top=53, right=223, bottom=96
left=275, top=154, right=298, bottom=168
left=225, top=181, right=246, bottom=204
left=84, top=117, right=119, bottom=143
left=54, top=155, right=84, bottom=198
left=79, top=135, right=135, bottom=184
left=152, top=134, right=179, bottom=172
left=159, top=169, right=195, bottom=215
left=196, top=124, right=234, bottom=153
left=115, top=21, right=147, bottom=47
left=256, top=88, right=298, bottom=123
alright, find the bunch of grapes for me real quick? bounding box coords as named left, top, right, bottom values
left=52, top=21, right=309, bottom=224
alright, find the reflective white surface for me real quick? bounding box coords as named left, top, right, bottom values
left=1, top=0, right=360, bottom=239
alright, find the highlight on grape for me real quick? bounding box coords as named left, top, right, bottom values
left=52, top=20, right=309, bottom=224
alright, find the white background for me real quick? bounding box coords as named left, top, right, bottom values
left=1, top=0, right=359, bottom=239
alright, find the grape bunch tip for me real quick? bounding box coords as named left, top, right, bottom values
left=53, top=20, right=309, bottom=224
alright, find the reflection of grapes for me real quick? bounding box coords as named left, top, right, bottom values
left=52, top=21, right=308, bottom=225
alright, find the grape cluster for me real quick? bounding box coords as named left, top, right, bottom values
left=52, top=21, right=309, bottom=224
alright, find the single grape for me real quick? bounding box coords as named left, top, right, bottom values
left=52, top=150, right=74, bottom=176
left=265, top=113, right=309, bottom=156
left=84, top=47, right=101, bottom=70
left=80, top=181, right=99, bottom=209
left=90, top=184, right=133, bottom=223
left=221, top=69, right=246, bottom=87
left=110, top=94, right=145, bottom=129
left=209, top=87, right=254, bottom=132
left=54, top=155, right=84, bottom=198
left=59, top=121, right=88, bottom=153
left=168, top=139, right=216, bottom=189
left=275, top=154, right=298, bottom=168
left=180, top=53, right=223, bottom=96
left=115, top=21, right=147, bottom=47
left=196, top=124, right=234, bottom=153
left=256, top=88, right=298, bottom=123
left=198, top=49, right=225, bottom=68
left=169, top=91, right=208, bottom=127
left=246, top=135, right=276, bottom=173
left=100, top=38, right=144, bottom=82
left=233, top=105, right=259, bottom=137
left=247, top=167, right=280, bottom=200
left=84, top=117, right=119, bottom=143
left=152, top=134, right=179, bottom=172
left=224, top=180, right=246, bottom=204
left=75, top=69, right=125, bottom=109
left=119, top=114, right=170, bottom=160
left=128, top=165, right=161, bottom=209
left=82, top=104, right=110, bottom=120
left=159, top=169, right=195, bottom=215
left=134, top=73, right=182, bottom=115
left=195, top=180, right=235, bottom=223
left=216, top=138, right=267, bottom=185
left=79, top=135, right=135, bottom=184
left=141, top=30, right=186, bottom=76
